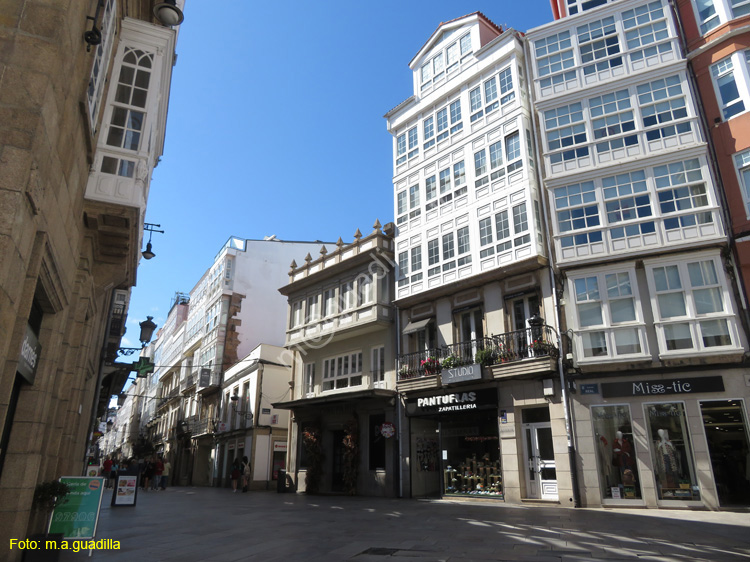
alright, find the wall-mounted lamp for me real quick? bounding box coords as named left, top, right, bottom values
left=84, top=0, right=105, bottom=52
left=142, top=223, right=165, bottom=260
left=153, top=0, right=184, bottom=26
left=116, top=315, right=157, bottom=356
left=230, top=394, right=253, bottom=421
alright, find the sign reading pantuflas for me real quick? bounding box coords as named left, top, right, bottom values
left=405, top=388, right=497, bottom=416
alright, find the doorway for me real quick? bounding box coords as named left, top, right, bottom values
left=522, top=407, right=557, bottom=500
left=331, top=430, right=345, bottom=492
left=509, top=294, right=540, bottom=358
left=700, top=399, right=750, bottom=506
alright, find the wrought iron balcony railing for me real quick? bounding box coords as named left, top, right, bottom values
left=397, top=325, right=558, bottom=381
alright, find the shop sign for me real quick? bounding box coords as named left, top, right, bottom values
left=441, top=363, right=482, bottom=385
left=601, top=376, right=724, bottom=398
left=580, top=383, right=599, bottom=395
left=199, top=368, right=211, bottom=387
left=49, top=477, right=105, bottom=537
left=273, top=441, right=287, bottom=452
left=405, top=388, right=497, bottom=417
left=17, top=325, right=42, bottom=384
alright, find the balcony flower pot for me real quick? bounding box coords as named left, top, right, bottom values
left=420, top=357, right=440, bottom=375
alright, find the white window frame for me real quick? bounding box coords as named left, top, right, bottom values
left=644, top=251, right=741, bottom=357
left=371, top=347, right=386, bottom=389
left=568, top=265, right=649, bottom=363
left=86, top=0, right=117, bottom=130
left=710, top=51, right=750, bottom=121
left=322, top=351, right=363, bottom=392
left=733, top=148, right=750, bottom=219
left=304, top=362, right=315, bottom=397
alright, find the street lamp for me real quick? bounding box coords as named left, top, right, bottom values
left=141, top=223, right=164, bottom=260
left=153, top=1, right=184, bottom=26
left=230, top=394, right=253, bottom=421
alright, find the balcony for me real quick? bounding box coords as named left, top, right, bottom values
left=397, top=325, right=558, bottom=387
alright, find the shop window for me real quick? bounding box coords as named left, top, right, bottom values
left=369, top=414, right=386, bottom=470
left=644, top=402, right=700, bottom=501
left=591, top=405, right=641, bottom=500
left=442, top=412, right=502, bottom=498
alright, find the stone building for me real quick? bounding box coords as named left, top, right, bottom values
left=0, top=0, right=184, bottom=546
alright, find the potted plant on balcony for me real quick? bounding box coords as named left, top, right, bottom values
left=497, top=343, right=512, bottom=363
left=420, top=357, right=440, bottom=375
left=531, top=339, right=552, bottom=356
left=475, top=348, right=497, bottom=367
left=441, top=355, right=460, bottom=369
left=398, top=364, right=411, bottom=379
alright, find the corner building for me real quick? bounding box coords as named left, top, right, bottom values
left=385, top=13, right=574, bottom=504
left=528, top=0, right=750, bottom=508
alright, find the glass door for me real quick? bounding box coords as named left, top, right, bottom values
left=523, top=422, right=558, bottom=500
left=510, top=295, right=540, bottom=358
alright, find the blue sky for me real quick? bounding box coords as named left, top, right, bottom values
left=123, top=0, right=554, bottom=345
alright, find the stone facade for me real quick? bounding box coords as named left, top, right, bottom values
left=0, top=1, right=182, bottom=550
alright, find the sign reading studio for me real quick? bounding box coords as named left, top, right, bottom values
left=405, top=388, right=497, bottom=417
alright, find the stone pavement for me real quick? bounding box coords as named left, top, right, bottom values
left=44, top=487, right=750, bottom=562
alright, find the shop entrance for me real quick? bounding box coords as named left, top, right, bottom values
left=522, top=408, right=557, bottom=500
left=331, top=430, right=345, bottom=492
left=700, top=399, right=750, bottom=506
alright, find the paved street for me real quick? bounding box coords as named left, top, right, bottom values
left=50, top=487, right=750, bottom=562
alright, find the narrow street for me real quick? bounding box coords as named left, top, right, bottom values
left=55, top=487, right=750, bottom=561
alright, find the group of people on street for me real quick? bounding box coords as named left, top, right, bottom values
left=99, top=454, right=171, bottom=490
left=141, top=455, right=171, bottom=490
left=230, top=456, right=251, bottom=492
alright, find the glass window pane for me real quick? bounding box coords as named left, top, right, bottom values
left=579, top=302, right=603, bottom=327
left=700, top=319, right=731, bottom=347
left=657, top=293, right=686, bottom=318
left=591, top=405, right=641, bottom=500
left=614, top=328, right=641, bottom=354
left=663, top=322, right=693, bottom=350
left=610, top=297, right=636, bottom=323
left=645, top=403, right=700, bottom=501
left=693, top=287, right=723, bottom=314
left=582, top=331, right=607, bottom=356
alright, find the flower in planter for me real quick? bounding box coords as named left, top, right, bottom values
left=420, top=357, right=440, bottom=374
left=441, top=355, right=460, bottom=369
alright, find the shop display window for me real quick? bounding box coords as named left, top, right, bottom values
left=644, top=402, right=700, bottom=501
left=591, top=405, right=641, bottom=500
left=442, top=414, right=502, bottom=498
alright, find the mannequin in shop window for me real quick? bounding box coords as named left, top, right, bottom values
left=655, top=428, right=679, bottom=489
left=612, top=431, right=636, bottom=486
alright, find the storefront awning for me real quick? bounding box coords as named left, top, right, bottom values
left=402, top=318, right=432, bottom=335
left=273, top=388, right=396, bottom=410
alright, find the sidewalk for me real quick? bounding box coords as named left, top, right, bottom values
left=49, top=487, right=750, bottom=561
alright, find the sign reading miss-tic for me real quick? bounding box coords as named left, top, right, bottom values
left=601, top=376, right=724, bottom=398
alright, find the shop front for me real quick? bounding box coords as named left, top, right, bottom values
left=575, top=370, right=750, bottom=509
left=405, top=388, right=503, bottom=498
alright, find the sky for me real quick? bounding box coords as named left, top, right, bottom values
left=122, top=0, right=554, bottom=346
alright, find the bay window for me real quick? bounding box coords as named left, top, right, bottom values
left=570, top=267, right=647, bottom=360
left=646, top=253, right=739, bottom=354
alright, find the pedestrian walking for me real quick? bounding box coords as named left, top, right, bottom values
left=230, top=458, right=241, bottom=492
left=102, top=456, right=113, bottom=488
left=241, top=456, right=251, bottom=493
left=153, top=455, right=164, bottom=490
left=161, top=458, right=171, bottom=490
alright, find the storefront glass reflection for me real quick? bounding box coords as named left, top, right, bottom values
left=442, top=412, right=502, bottom=497
left=592, top=404, right=641, bottom=500
left=645, top=402, right=700, bottom=501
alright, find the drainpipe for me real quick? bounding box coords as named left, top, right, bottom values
left=395, top=304, right=404, bottom=498
left=523, top=34, right=581, bottom=507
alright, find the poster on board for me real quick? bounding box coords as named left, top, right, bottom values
left=112, top=474, right=138, bottom=506
left=48, top=477, right=105, bottom=539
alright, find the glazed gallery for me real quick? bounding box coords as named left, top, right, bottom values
left=576, top=371, right=750, bottom=508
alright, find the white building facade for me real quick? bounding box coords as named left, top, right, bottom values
left=526, top=0, right=750, bottom=509
left=385, top=13, right=574, bottom=504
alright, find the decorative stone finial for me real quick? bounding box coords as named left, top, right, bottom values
left=354, top=228, right=362, bottom=240
left=373, top=219, right=382, bottom=232
left=336, top=237, right=344, bottom=248
left=320, top=245, right=328, bottom=256
left=289, top=259, right=297, bottom=269
left=304, top=253, right=312, bottom=263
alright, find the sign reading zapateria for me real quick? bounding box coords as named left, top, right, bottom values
left=405, top=388, right=497, bottom=417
